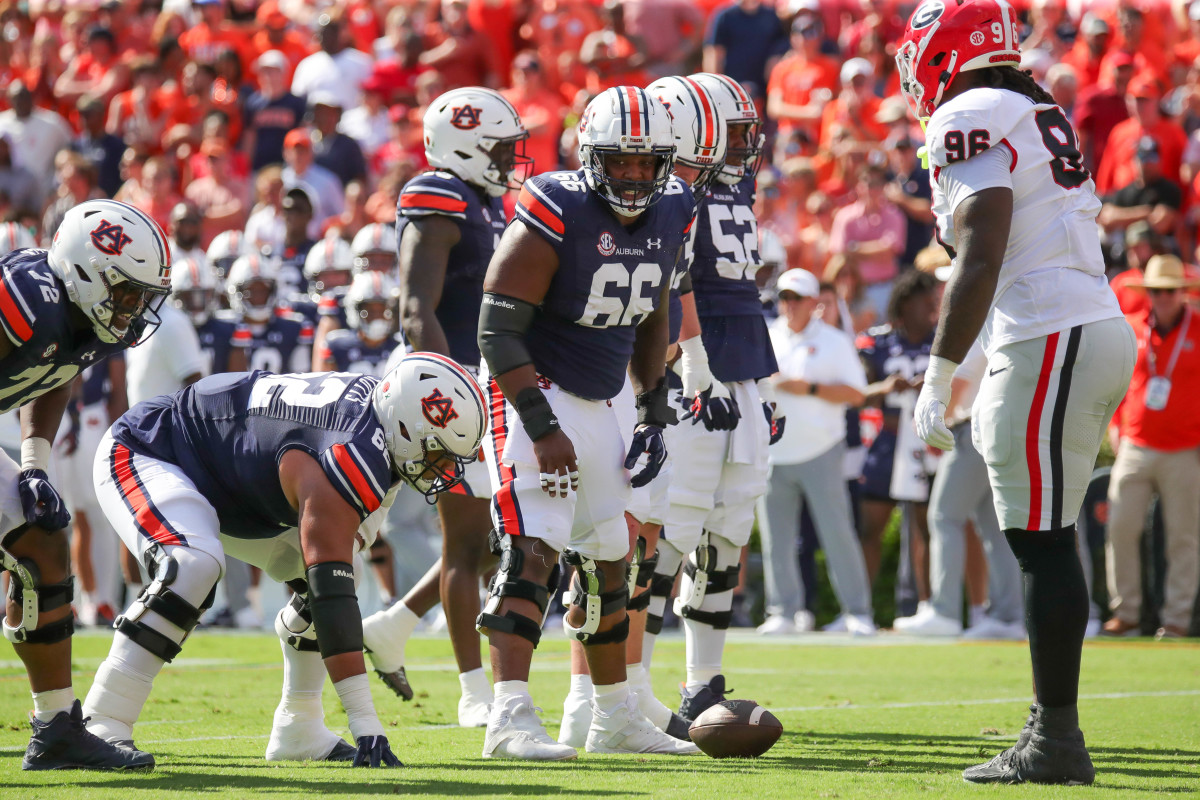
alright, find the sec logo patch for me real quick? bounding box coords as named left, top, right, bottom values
left=597, top=232, right=616, bottom=256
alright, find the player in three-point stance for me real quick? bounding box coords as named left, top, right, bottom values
left=898, top=0, right=1135, bottom=784
left=475, top=86, right=700, bottom=760
left=80, top=354, right=486, bottom=767
left=1, top=199, right=171, bottom=771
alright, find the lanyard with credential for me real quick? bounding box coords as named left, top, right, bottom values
left=1146, top=306, right=1192, bottom=380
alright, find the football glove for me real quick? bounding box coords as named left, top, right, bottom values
left=914, top=355, right=957, bottom=451
left=756, top=379, right=785, bottom=445
left=18, top=469, right=71, bottom=531
left=624, top=424, right=667, bottom=488
left=352, top=735, right=403, bottom=768
left=681, top=383, right=740, bottom=431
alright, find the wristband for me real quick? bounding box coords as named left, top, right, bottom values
left=515, top=386, right=560, bottom=441
left=756, top=378, right=777, bottom=408
left=334, top=673, right=385, bottom=739
left=21, top=437, right=51, bottom=472
left=678, top=336, right=709, bottom=370
left=635, top=378, right=676, bottom=428
left=923, top=355, right=959, bottom=404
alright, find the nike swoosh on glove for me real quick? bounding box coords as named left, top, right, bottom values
left=914, top=382, right=955, bottom=451
left=18, top=469, right=71, bottom=531
left=681, top=383, right=741, bottom=431
left=352, top=735, right=403, bottom=767
left=623, top=424, right=667, bottom=487
left=761, top=401, right=786, bottom=445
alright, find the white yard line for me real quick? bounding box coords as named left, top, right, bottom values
left=771, top=689, right=1200, bottom=713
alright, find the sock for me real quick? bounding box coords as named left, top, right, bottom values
left=969, top=604, right=987, bottom=627
left=567, top=672, right=593, bottom=701
left=493, top=679, right=531, bottom=710
left=642, top=594, right=664, bottom=670
left=1005, top=526, right=1088, bottom=709
left=361, top=601, right=419, bottom=673
left=592, top=680, right=630, bottom=714
left=459, top=667, right=492, bottom=701
left=278, top=640, right=327, bottom=719
left=683, top=614, right=725, bottom=690
left=627, top=662, right=671, bottom=729
left=32, top=687, right=74, bottom=722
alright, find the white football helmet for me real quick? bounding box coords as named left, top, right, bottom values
left=206, top=229, right=249, bottom=280
left=170, top=253, right=220, bottom=327
left=372, top=352, right=487, bottom=499
left=346, top=271, right=399, bottom=341
left=646, top=76, right=727, bottom=197
left=225, top=252, right=281, bottom=323
left=47, top=199, right=172, bottom=345
left=303, top=236, right=354, bottom=292
left=0, top=222, right=35, bottom=256
left=424, top=87, right=533, bottom=197
left=578, top=86, right=676, bottom=217
left=350, top=222, right=398, bottom=274
left=690, top=73, right=764, bottom=184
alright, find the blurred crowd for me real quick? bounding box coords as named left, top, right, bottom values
left=0, top=0, right=1196, bottom=638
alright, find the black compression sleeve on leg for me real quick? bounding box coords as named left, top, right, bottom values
left=1005, top=526, right=1089, bottom=708
left=306, top=561, right=363, bottom=659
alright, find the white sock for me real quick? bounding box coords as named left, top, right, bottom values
left=361, top=601, right=419, bottom=673
left=567, top=672, right=593, bottom=700
left=592, top=681, right=630, bottom=714
left=278, top=640, right=327, bottom=718
left=493, top=679, right=531, bottom=711
left=32, top=688, right=74, bottom=722
left=459, top=667, right=492, bottom=701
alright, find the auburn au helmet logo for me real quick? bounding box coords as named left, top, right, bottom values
left=450, top=105, right=483, bottom=130
left=421, top=389, right=459, bottom=428
left=90, top=220, right=132, bottom=256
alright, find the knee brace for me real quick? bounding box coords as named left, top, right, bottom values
left=626, top=536, right=659, bottom=613
left=646, top=538, right=683, bottom=635
left=1, top=525, right=75, bottom=644
left=276, top=584, right=319, bottom=652
left=674, top=531, right=740, bottom=630
left=562, top=549, right=629, bottom=645
left=476, top=529, right=556, bottom=647
left=116, top=546, right=218, bottom=662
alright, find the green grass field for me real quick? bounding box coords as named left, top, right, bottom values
left=2, top=631, right=1197, bottom=799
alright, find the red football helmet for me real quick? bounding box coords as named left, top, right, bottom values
left=896, top=0, right=1022, bottom=120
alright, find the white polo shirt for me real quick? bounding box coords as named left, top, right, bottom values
left=768, top=314, right=867, bottom=465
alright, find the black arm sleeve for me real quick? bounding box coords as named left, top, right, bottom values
left=477, top=292, right=538, bottom=377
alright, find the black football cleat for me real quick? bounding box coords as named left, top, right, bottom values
left=665, top=712, right=693, bottom=741
left=964, top=705, right=1094, bottom=786
left=677, top=674, right=728, bottom=723
left=375, top=667, right=414, bottom=701
left=23, top=701, right=155, bottom=771
left=324, top=738, right=357, bottom=762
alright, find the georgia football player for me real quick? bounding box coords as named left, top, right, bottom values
left=898, top=0, right=1134, bottom=785
left=641, top=72, right=779, bottom=724
left=81, top=354, right=486, bottom=768
left=368, top=87, right=529, bottom=728
left=224, top=252, right=314, bottom=375
left=1, top=199, right=171, bottom=771
left=169, top=254, right=248, bottom=375
left=476, top=86, right=699, bottom=760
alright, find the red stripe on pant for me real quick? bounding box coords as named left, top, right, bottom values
left=112, top=444, right=186, bottom=547
left=1024, top=333, right=1059, bottom=530
left=487, top=379, right=521, bottom=536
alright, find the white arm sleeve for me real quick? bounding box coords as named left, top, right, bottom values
left=939, top=143, right=1014, bottom=217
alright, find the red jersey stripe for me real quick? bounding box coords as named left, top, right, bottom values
left=0, top=279, right=32, bottom=342
left=517, top=187, right=566, bottom=235
left=332, top=443, right=382, bottom=514
left=400, top=193, right=468, bottom=213
left=112, top=445, right=185, bottom=546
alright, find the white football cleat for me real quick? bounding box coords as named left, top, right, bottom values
left=824, top=613, right=878, bottom=636
left=265, top=710, right=353, bottom=762
left=585, top=696, right=700, bottom=755
left=482, top=702, right=577, bottom=761
left=756, top=614, right=797, bottom=635
left=794, top=610, right=816, bottom=632
left=962, top=616, right=1026, bottom=640
left=893, top=606, right=962, bottom=636
left=557, top=688, right=593, bottom=748
left=458, top=695, right=491, bottom=728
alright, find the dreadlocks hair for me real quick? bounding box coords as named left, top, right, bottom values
left=975, top=65, right=1057, bottom=106
left=886, top=268, right=939, bottom=324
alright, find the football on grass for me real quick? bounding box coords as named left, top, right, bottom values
left=688, top=700, right=783, bottom=758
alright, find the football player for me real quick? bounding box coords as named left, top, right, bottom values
left=205, top=228, right=248, bottom=286
left=367, top=87, right=529, bottom=728
left=351, top=223, right=399, bottom=275
left=170, top=254, right=248, bottom=375
left=899, top=0, right=1135, bottom=784
left=225, top=252, right=313, bottom=374
left=1, top=199, right=171, bottom=771
left=476, top=86, right=699, bottom=759
left=81, top=354, right=486, bottom=767
left=295, top=236, right=354, bottom=368
left=641, top=73, right=778, bottom=724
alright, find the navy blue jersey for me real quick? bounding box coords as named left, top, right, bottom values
left=857, top=325, right=933, bottom=420
left=287, top=289, right=349, bottom=330
left=689, top=177, right=776, bottom=383
left=514, top=171, right=696, bottom=400
left=233, top=312, right=314, bottom=375
left=112, top=371, right=396, bottom=539
left=277, top=240, right=314, bottom=299
left=321, top=329, right=402, bottom=377
left=0, top=249, right=132, bottom=413
left=397, top=171, right=506, bottom=368
left=197, top=315, right=243, bottom=375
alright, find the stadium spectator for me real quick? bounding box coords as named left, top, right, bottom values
left=579, top=0, right=648, bottom=94
left=1061, top=13, right=1112, bottom=93
left=244, top=164, right=286, bottom=254
left=248, top=1, right=313, bottom=86
left=757, top=268, right=871, bottom=636
left=1099, top=137, right=1182, bottom=249
left=703, top=0, right=789, bottom=101
left=1110, top=221, right=1173, bottom=317
left=281, top=127, right=343, bottom=233
left=622, top=0, right=705, bottom=80
left=185, top=140, right=250, bottom=248
left=502, top=51, right=566, bottom=174
left=0, top=134, right=42, bottom=218
left=0, top=81, right=72, bottom=188
left=73, top=95, right=125, bottom=199
left=52, top=25, right=128, bottom=108
left=1096, top=75, right=1186, bottom=196
left=105, top=56, right=167, bottom=154
left=320, top=180, right=370, bottom=242
left=1105, top=255, right=1200, bottom=640
left=1107, top=3, right=1169, bottom=88
left=309, top=92, right=367, bottom=189
left=179, top=0, right=248, bottom=67
left=276, top=186, right=317, bottom=295
left=126, top=154, right=182, bottom=232
left=767, top=14, right=840, bottom=147
left=166, top=201, right=208, bottom=267
left=1047, top=63, right=1079, bottom=117
left=339, top=72, right=394, bottom=161
left=1075, top=53, right=1133, bottom=174
left=883, top=133, right=934, bottom=273
left=420, top=0, right=499, bottom=90
left=818, top=58, right=888, bottom=150
left=40, top=152, right=102, bottom=241
left=518, top=0, right=601, bottom=97
left=829, top=162, right=906, bottom=323
left=243, top=51, right=307, bottom=172
left=291, top=15, right=373, bottom=106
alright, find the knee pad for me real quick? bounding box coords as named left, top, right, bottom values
left=275, top=588, right=319, bottom=652
left=674, top=531, right=740, bottom=630
left=476, top=530, right=557, bottom=647
left=645, top=538, right=683, bottom=635
left=626, top=536, right=659, bottom=613
left=561, top=549, right=629, bottom=646
left=115, top=545, right=220, bottom=662
left=1, top=526, right=75, bottom=645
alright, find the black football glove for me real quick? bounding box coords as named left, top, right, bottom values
left=352, top=734, right=403, bottom=768
left=681, top=384, right=741, bottom=432
left=761, top=400, right=786, bottom=446
left=18, top=469, right=71, bottom=531
left=624, top=424, right=667, bottom=488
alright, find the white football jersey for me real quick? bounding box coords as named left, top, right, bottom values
left=927, top=87, right=1122, bottom=356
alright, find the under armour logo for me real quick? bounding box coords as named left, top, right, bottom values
left=421, top=389, right=459, bottom=428
left=90, top=220, right=132, bottom=256
left=81, top=350, right=96, bottom=361
left=449, top=105, right=483, bottom=130
left=647, top=238, right=662, bottom=249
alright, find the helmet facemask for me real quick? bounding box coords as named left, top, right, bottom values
left=395, top=433, right=476, bottom=502
left=717, top=120, right=764, bottom=185
left=173, top=287, right=215, bottom=327
left=356, top=299, right=394, bottom=342
left=87, top=265, right=169, bottom=345
left=582, top=148, right=675, bottom=217
left=233, top=277, right=276, bottom=323
left=479, top=133, right=534, bottom=197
